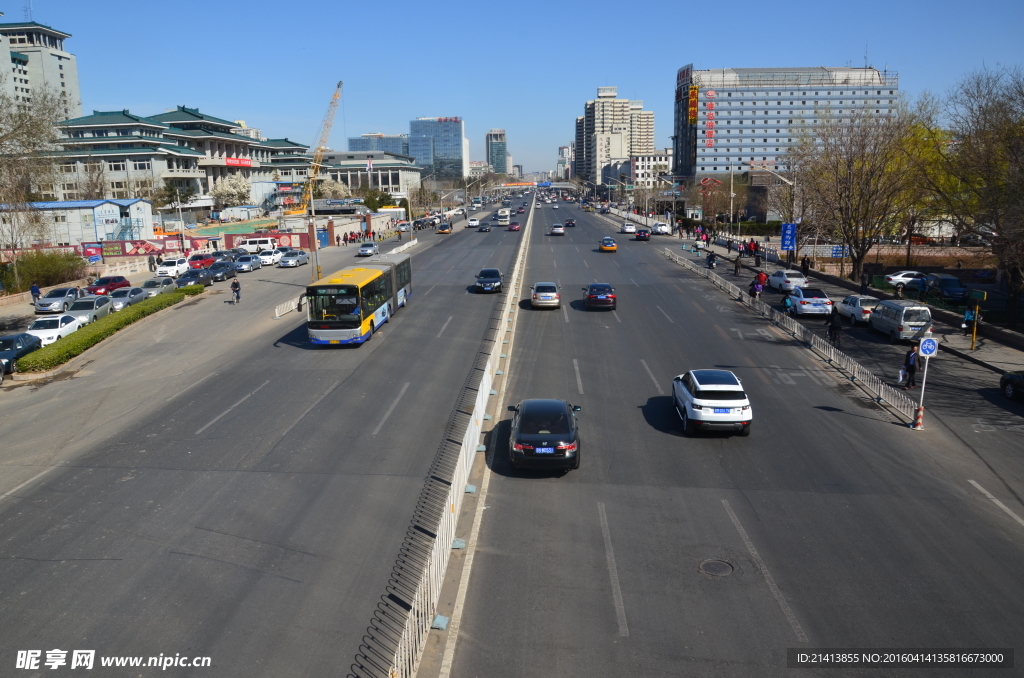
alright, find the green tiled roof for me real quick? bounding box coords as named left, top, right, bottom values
left=261, top=138, right=309, bottom=149
left=148, top=106, right=237, bottom=128
left=57, top=110, right=168, bottom=128
left=162, top=128, right=258, bottom=143
left=0, top=21, right=71, bottom=38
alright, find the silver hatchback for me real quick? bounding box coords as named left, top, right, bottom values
left=530, top=282, right=561, bottom=308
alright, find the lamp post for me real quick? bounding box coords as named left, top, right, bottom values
left=743, top=161, right=796, bottom=262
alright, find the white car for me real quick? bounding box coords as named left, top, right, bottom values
left=156, top=257, right=189, bottom=278
left=767, top=269, right=808, bottom=292
left=790, top=287, right=833, bottom=315
left=258, top=250, right=282, bottom=265
left=468, top=218, right=480, bottom=228
left=470, top=205, right=479, bottom=211
left=652, top=222, right=671, bottom=235
left=551, top=224, right=565, bottom=236
left=620, top=223, right=636, bottom=234
left=357, top=243, right=380, bottom=257
left=837, top=295, right=880, bottom=324
left=672, top=369, right=751, bottom=436
left=884, top=270, right=927, bottom=290
left=25, top=314, right=80, bottom=346
left=552, top=204, right=559, bottom=209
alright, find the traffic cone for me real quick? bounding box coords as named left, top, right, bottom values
left=911, top=407, right=924, bottom=430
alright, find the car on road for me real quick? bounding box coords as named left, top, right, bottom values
left=25, top=315, right=81, bottom=346
left=789, top=287, right=833, bottom=315
left=598, top=207, right=610, bottom=214
left=620, top=223, right=636, bottom=234
left=67, top=295, right=112, bottom=326
left=508, top=222, right=521, bottom=231
left=635, top=229, right=651, bottom=241
left=551, top=224, right=565, bottom=236
left=273, top=246, right=295, bottom=257
left=599, top=237, right=618, bottom=252
left=552, top=204, right=559, bottom=209
left=278, top=250, right=309, bottom=267
left=0, top=333, right=42, bottom=383
left=1000, top=371, right=1024, bottom=400
left=211, top=250, right=239, bottom=262
left=478, top=224, right=491, bottom=232
left=584, top=283, right=616, bottom=310
left=564, top=219, right=576, bottom=227
left=85, top=276, right=130, bottom=295
left=157, top=258, right=189, bottom=278
left=517, top=207, right=525, bottom=214
left=437, top=225, right=452, bottom=234
left=884, top=270, right=927, bottom=290
left=507, top=399, right=582, bottom=471
left=140, top=277, right=177, bottom=297
left=672, top=369, right=752, bottom=436
left=208, top=260, right=238, bottom=280
left=34, top=287, right=85, bottom=314
left=925, top=273, right=968, bottom=301
left=357, top=243, right=380, bottom=257
left=188, top=253, right=216, bottom=269
left=959, top=234, right=991, bottom=247
left=767, top=269, right=808, bottom=292
left=468, top=218, right=480, bottom=228
left=234, top=255, right=262, bottom=272
left=176, top=268, right=214, bottom=287
left=108, top=287, right=147, bottom=311
left=837, top=295, right=880, bottom=324
left=475, top=268, right=503, bottom=293
left=530, top=282, right=560, bottom=308
left=258, top=249, right=282, bottom=265
left=652, top=222, right=671, bottom=235
left=869, top=299, right=933, bottom=343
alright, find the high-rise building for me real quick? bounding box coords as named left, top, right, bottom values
left=512, top=165, right=523, bottom=178
left=409, top=117, right=468, bottom=178
left=573, top=87, right=655, bottom=184
left=673, top=65, right=899, bottom=178
left=232, top=120, right=263, bottom=140
left=630, top=149, right=673, bottom=187
left=348, top=133, right=409, bottom=156
left=485, top=129, right=508, bottom=174
left=0, top=18, right=82, bottom=118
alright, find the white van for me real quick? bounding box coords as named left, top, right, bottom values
left=238, top=237, right=278, bottom=253
left=869, top=300, right=933, bottom=343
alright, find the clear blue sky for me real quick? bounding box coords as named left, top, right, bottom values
left=13, top=0, right=1024, bottom=173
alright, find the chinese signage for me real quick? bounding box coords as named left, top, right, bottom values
left=780, top=223, right=797, bottom=251
left=225, top=158, right=252, bottom=167
left=703, top=89, right=717, bottom=148
left=436, top=117, right=461, bottom=123
left=688, top=86, right=699, bottom=124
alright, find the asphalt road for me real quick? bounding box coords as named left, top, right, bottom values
left=447, top=203, right=1024, bottom=677
left=0, top=216, right=522, bottom=675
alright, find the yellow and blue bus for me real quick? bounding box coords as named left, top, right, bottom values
left=305, top=253, right=412, bottom=345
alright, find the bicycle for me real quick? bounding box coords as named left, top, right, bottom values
left=827, top=326, right=842, bottom=349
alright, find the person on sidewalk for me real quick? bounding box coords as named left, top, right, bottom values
left=30, top=282, right=41, bottom=305
left=336, top=235, right=341, bottom=247
left=756, top=270, right=768, bottom=288
left=734, top=256, right=742, bottom=276
left=801, top=257, right=810, bottom=278
left=148, top=254, right=156, bottom=272
left=962, top=308, right=975, bottom=336
left=903, top=344, right=919, bottom=390
left=860, top=271, right=869, bottom=295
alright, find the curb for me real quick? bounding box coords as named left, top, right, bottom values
left=9, top=289, right=211, bottom=382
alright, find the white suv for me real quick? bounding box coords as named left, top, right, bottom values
left=652, top=222, right=671, bottom=235
left=620, top=223, right=636, bottom=234
left=156, top=257, right=189, bottom=278
left=672, top=369, right=752, bottom=436
left=468, top=218, right=480, bottom=228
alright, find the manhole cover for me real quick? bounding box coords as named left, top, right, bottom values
left=699, top=559, right=733, bottom=576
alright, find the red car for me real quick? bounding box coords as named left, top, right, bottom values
left=508, top=222, right=521, bottom=231
left=188, top=253, right=216, bottom=269
left=85, top=276, right=130, bottom=295
left=517, top=207, right=525, bottom=214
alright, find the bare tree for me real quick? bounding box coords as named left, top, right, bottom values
left=80, top=156, right=107, bottom=200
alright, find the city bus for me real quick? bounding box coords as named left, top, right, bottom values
left=305, top=253, right=411, bottom=345
left=497, top=208, right=511, bottom=225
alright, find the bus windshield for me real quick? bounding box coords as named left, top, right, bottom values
left=307, top=285, right=362, bottom=329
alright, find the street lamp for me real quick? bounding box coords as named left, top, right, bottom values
left=743, top=161, right=796, bottom=265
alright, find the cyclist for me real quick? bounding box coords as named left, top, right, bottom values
left=230, top=278, right=241, bottom=305
left=825, top=306, right=843, bottom=346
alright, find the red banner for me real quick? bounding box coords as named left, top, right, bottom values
left=225, top=158, right=252, bottom=167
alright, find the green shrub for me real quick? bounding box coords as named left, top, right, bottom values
left=179, top=284, right=205, bottom=296
left=17, top=291, right=187, bottom=372
left=0, top=250, right=87, bottom=293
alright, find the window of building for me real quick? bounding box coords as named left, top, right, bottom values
left=133, top=159, right=151, bottom=171
left=107, top=160, right=127, bottom=171
left=61, top=182, right=78, bottom=191
left=94, top=130, right=109, bottom=137
left=61, top=163, right=76, bottom=173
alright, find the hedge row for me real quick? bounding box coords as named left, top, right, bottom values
left=18, top=285, right=206, bottom=372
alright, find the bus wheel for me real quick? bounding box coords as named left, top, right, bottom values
left=386, top=304, right=393, bottom=322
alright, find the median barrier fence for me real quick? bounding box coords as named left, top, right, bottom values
left=663, top=247, right=918, bottom=421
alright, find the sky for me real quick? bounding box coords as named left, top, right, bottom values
left=8, top=0, right=1024, bottom=173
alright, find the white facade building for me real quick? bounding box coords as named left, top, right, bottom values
left=0, top=19, right=82, bottom=119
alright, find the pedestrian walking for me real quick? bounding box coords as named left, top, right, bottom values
left=801, top=257, right=810, bottom=278
left=230, top=278, right=241, bottom=305
left=30, top=282, right=41, bottom=304
left=727, top=240, right=732, bottom=253
left=336, top=235, right=341, bottom=247
left=860, top=271, right=869, bottom=295
left=148, top=254, right=156, bottom=271
left=903, top=344, right=919, bottom=389
left=733, top=256, right=742, bottom=276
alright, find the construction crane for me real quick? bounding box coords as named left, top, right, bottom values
left=286, top=81, right=342, bottom=216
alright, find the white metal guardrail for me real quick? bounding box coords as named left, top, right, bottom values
left=390, top=238, right=417, bottom=254
left=273, top=296, right=302, bottom=319
left=662, top=247, right=918, bottom=421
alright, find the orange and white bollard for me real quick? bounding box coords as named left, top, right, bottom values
left=911, top=407, right=925, bottom=430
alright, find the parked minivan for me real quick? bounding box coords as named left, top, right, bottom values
left=869, top=299, right=933, bottom=343
left=238, top=237, right=278, bottom=253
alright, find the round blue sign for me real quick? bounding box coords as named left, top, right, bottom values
left=920, top=338, right=938, bottom=356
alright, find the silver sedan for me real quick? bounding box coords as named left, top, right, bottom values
left=278, top=250, right=310, bottom=267
left=109, top=287, right=146, bottom=311
left=140, top=277, right=176, bottom=297
left=530, top=282, right=561, bottom=308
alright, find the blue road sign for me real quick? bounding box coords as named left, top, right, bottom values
left=919, top=337, right=939, bottom=357
left=780, top=223, right=797, bottom=251
left=87, top=255, right=101, bottom=264
left=830, top=245, right=850, bottom=258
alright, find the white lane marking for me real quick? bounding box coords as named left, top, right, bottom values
left=437, top=315, right=454, bottom=338
left=641, top=359, right=664, bottom=394
left=630, top=278, right=639, bottom=286
left=573, top=358, right=584, bottom=395
left=575, top=246, right=580, bottom=252
left=969, top=480, right=1024, bottom=529
left=550, top=247, right=554, bottom=253
left=277, top=380, right=341, bottom=440
left=656, top=305, right=675, bottom=323
left=423, top=285, right=437, bottom=296
left=372, top=382, right=411, bottom=436
left=0, top=466, right=61, bottom=503
left=584, top=260, right=590, bottom=269
left=722, top=499, right=808, bottom=643
left=562, top=305, right=569, bottom=323
left=165, top=371, right=219, bottom=402
left=613, top=260, right=621, bottom=267
left=612, top=310, right=622, bottom=323
left=553, top=260, right=557, bottom=269
left=195, top=380, right=270, bottom=435
left=598, top=502, right=629, bottom=637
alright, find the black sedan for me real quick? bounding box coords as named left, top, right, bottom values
left=0, top=333, right=42, bottom=384
left=584, top=283, right=617, bottom=310
left=1001, top=371, right=1024, bottom=400
left=176, top=268, right=214, bottom=288
left=478, top=224, right=491, bottom=232
left=564, top=219, right=576, bottom=227
left=475, top=268, right=503, bottom=293
left=635, top=229, right=651, bottom=241
left=208, top=260, right=238, bottom=281
left=508, top=399, right=582, bottom=470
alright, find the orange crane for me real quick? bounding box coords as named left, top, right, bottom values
left=286, top=81, right=342, bottom=215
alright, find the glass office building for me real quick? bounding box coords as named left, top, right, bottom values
left=408, top=117, right=469, bottom=178
left=348, top=134, right=409, bottom=155
left=485, top=129, right=507, bottom=174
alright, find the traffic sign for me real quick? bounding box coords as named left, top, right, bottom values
left=970, top=289, right=987, bottom=301
left=919, top=337, right=939, bottom=358
left=87, top=255, right=101, bottom=264
left=830, top=245, right=849, bottom=258
left=780, top=223, right=797, bottom=251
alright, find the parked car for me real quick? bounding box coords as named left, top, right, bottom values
left=357, top=243, right=380, bottom=257
left=884, top=270, right=927, bottom=290
left=85, top=276, right=130, bottom=295
left=108, top=287, right=147, bottom=311
left=507, top=399, right=582, bottom=471
left=208, top=260, right=238, bottom=280
left=140, top=277, right=177, bottom=297
left=584, top=283, right=616, bottom=310
left=959, top=234, right=991, bottom=247
left=67, top=295, right=112, bottom=325
left=273, top=246, right=295, bottom=257
left=870, top=299, right=933, bottom=343
left=188, top=253, right=216, bottom=269
left=837, top=295, right=880, bottom=324
left=1000, top=371, right=1024, bottom=400
left=672, top=369, right=752, bottom=436
left=234, top=255, right=262, bottom=272
left=475, top=268, right=503, bottom=293
left=925, top=273, right=968, bottom=301
left=277, top=251, right=309, bottom=267
left=157, top=258, right=189, bottom=278
left=0, top=333, right=43, bottom=383
left=530, top=282, right=560, bottom=309
left=34, top=287, right=85, bottom=314
left=25, top=315, right=81, bottom=346
left=210, top=250, right=239, bottom=262
left=258, top=249, right=282, bottom=265
left=176, top=268, right=214, bottom=287
left=767, top=270, right=808, bottom=292
left=789, top=287, right=833, bottom=315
